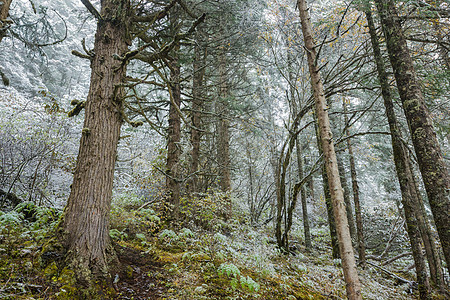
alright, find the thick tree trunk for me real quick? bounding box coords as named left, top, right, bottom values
left=189, top=33, right=205, bottom=194
left=343, top=100, right=366, bottom=268
left=365, top=8, right=433, bottom=296
left=297, top=1, right=362, bottom=298
left=374, top=0, right=450, bottom=275
left=58, top=0, right=130, bottom=282
left=0, top=0, right=12, bottom=43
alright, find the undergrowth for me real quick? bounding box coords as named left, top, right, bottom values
left=0, top=192, right=426, bottom=299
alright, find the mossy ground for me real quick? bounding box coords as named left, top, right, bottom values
left=0, top=196, right=442, bottom=299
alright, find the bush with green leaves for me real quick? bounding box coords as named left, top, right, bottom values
left=0, top=210, right=23, bottom=229
left=180, top=192, right=233, bottom=231
left=110, top=203, right=161, bottom=240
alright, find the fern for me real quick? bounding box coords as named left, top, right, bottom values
left=240, top=275, right=260, bottom=292
left=0, top=211, right=23, bottom=227
left=159, top=229, right=177, bottom=240
left=217, top=263, right=240, bottom=278
left=179, top=228, right=194, bottom=238
left=109, top=228, right=128, bottom=241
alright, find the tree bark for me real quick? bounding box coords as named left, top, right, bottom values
left=287, top=43, right=312, bottom=251
left=166, top=7, right=182, bottom=215
left=343, top=100, right=366, bottom=268
left=189, top=31, right=205, bottom=194
left=0, top=0, right=12, bottom=43
left=374, top=0, right=450, bottom=276
left=321, top=150, right=340, bottom=259
left=166, top=54, right=181, bottom=214
left=337, top=153, right=357, bottom=243
left=217, top=50, right=231, bottom=192
left=0, top=0, right=12, bottom=86
left=365, top=7, right=433, bottom=296
left=297, top=1, right=362, bottom=299
left=57, top=0, right=130, bottom=283
left=298, top=144, right=312, bottom=251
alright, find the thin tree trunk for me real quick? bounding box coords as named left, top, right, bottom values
left=314, top=112, right=339, bottom=258
left=287, top=43, right=312, bottom=251
left=298, top=144, right=312, bottom=250
left=57, top=0, right=130, bottom=283
left=189, top=32, right=205, bottom=194
left=343, top=99, right=366, bottom=268
left=297, top=1, right=362, bottom=298
left=365, top=8, right=432, bottom=296
left=166, top=53, right=181, bottom=215
left=217, top=50, right=231, bottom=192
left=337, top=153, right=357, bottom=242
left=0, top=0, right=12, bottom=86
left=374, top=0, right=450, bottom=275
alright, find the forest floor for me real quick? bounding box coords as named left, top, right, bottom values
left=0, top=199, right=446, bottom=299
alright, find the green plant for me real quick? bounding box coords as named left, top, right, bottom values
left=159, top=229, right=177, bottom=241
left=109, top=229, right=128, bottom=241
left=135, top=233, right=149, bottom=246
left=179, top=227, right=194, bottom=239
left=240, top=275, right=260, bottom=292
left=217, top=263, right=240, bottom=278
left=0, top=211, right=23, bottom=228
left=217, top=263, right=260, bottom=294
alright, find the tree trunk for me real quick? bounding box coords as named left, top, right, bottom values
left=189, top=32, right=205, bottom=194
left=166, top=54, right=181, bottom=215
left=297, top=1, right=362, bottom=298
left=297, top=143, right=312, bottom=251
left=343, top=100, right=366, bottom=268
left=374, top=0, right=450, bottom=275
left=217, top=50, right=231, bottom=192
left=337, top=153, right=357, bottom=243
left=410, top=165, right=445, bottom=290
left=287, top=42, right=312, bottom=251
left=57, top=0, right=130, bottom=283
left=0, top=0, right=12, bottom=86
left=365, top=8, right=432, bottom=296
left=0, top=0, right=12, bottom=43
left=322, top=153, right=340, bottom=259
left=314, top=103, right=339, bottom=259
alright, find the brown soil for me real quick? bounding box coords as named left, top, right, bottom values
left=114, top=245, right=168, bottom=300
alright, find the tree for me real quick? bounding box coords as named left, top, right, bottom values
left=374, top=0, right=450, bottom=275
left=297, top=0, right=362, bottom=299
left=343, top=99, right=366, bottom=268
left=166, top=8, right=182, bottom=215
left=0, top=0, right=12, bottom=44
left=188, top=28, right=206, bottom=194
left=364, top=5, right=442, bottom=293
left=55, top=0, right=131, bottom=285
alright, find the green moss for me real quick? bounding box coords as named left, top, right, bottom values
left=125, top=265, right=133, bottom=279
left=44, top=261, right=58, bottom=279
left=56, top=284, right=78, bottom=300
left=57, top=267, right=76, bottom=285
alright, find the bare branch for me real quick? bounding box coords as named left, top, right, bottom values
left=80, top=0, right=102, bottom=20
